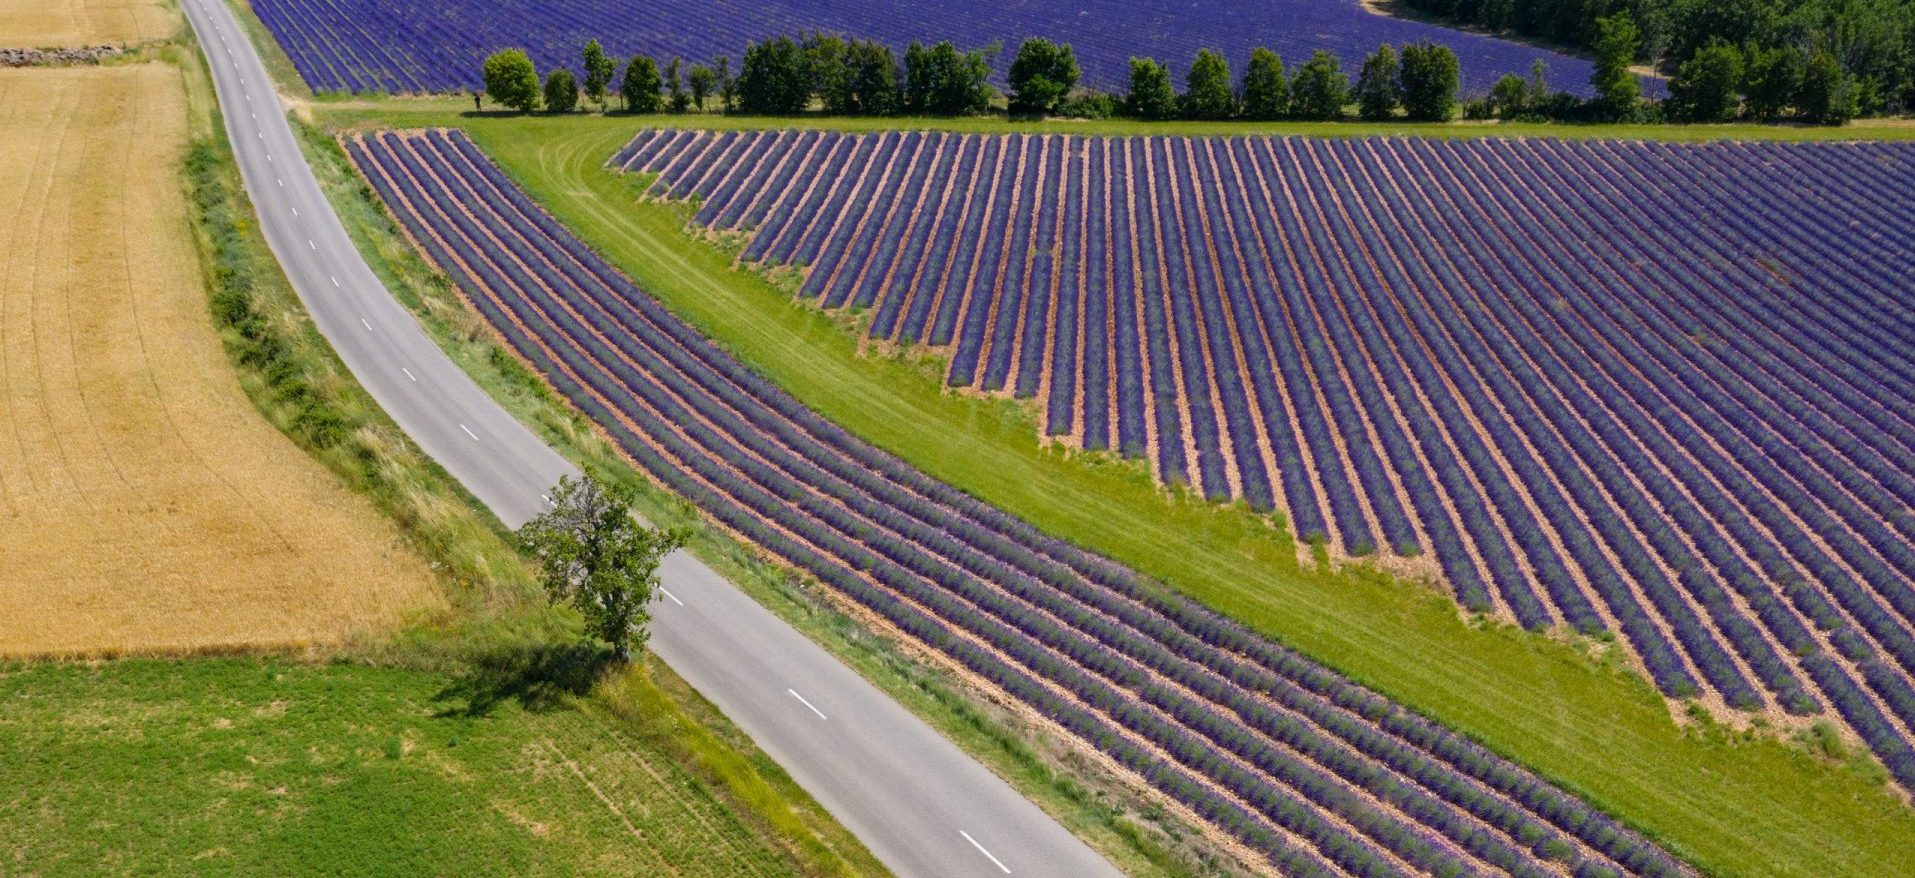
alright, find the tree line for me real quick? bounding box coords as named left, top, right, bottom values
left=1400, top=0, right=1912, bottom=119
left=480, top=27, right=1857, bottom=125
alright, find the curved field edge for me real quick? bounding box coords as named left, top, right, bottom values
left=313, top=110, right=1915, bottom=878
left=170, top=36, right=885, bottom=877
left=290, top=116, right=1242, bottom=877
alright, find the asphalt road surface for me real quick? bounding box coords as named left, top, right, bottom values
left=179, top=1, right=1124, bottom=874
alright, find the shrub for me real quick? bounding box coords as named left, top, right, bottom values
left=481, top=48, right=539, bottom=112
left=1399, top=41, right=1460, bottom=121
left=1008, top=37, right=1079, bottom=117
left=542, top=68, right=578, bottom=113
left=1240, top=48, right=1290, bottom=120
left=1124, top=56, right=1177, bottom=120
left=1181, top=48, right=1235, bottom=119
left=1356, top=44, right=1401, bottom=120
left=1291, top=50, right=1349, bottom=120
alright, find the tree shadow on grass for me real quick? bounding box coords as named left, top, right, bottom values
left=431, top=641, right=615, bottom=718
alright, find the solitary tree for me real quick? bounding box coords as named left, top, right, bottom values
left=688, top=62, right=717, bottom=111
left=1291, top=50, right=1349, bottom=121
left=665, top=57, right=688, bottom=113
left=1007, top=37, right=1079, bottom=116
left=542, top=68, right=578, bottom=113
left=1356, top=44, right=1402, bottom=120
left=621, top=55, right=662, bottom=113
left=1399, top=42, right=1460, bottom=121
left=1668, top=39, right=1744, bottom=122
left=1240, top=48, right=1289, bottom=120
left=1125, top=57, right=1177, bottom=120
left=1182, top=48, right=1235, bottom=119
left=582, top=39, right=616, bottom=110
left=482, top=48, right=540, bottom=112
left=1590, top=14, right=1642, bottom=120
left=737, top=36, right=812, bottom=114
left=519, top=475, right=686, bottom=662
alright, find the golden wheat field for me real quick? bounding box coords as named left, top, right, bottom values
left=0, top=0, right=176, bottom=47
left=0, top=65, right=437, bottom=657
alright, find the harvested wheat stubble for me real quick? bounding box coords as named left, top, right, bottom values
left=0, top=0, right=175, bottom=48
left=0, top=66, right=435, bottom=657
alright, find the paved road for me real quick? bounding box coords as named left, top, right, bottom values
left=179, top=2, right=1122, bottom=876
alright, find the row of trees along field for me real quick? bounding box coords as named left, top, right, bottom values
left=481, top=27, right=1853, bottom=125
left=1399, top=0, right=1914, bottom=118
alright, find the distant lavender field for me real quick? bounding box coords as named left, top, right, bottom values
left=253, top=0, right=1603, bottom=98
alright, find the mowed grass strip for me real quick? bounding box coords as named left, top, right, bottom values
left=0, top=0, right=176, bottom=47
left=0, top=658, right=811, bottom=877
left=342, top=112, right=1915, bottom=878
left=0, top=65, right=437, bottom=657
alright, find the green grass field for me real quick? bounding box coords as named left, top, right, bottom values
left=0, top=658, right=828, bottom=877
left=308, top=106, right=1915, bottom=878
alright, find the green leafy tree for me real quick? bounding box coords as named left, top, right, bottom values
left=903, top=41, right=996, bottom=116
left=620, top=55, right=661, bottom=113
left=1240, top=48, right=1290, bottom=120
left=1290, top=50, right=1349, bottom=121
left=806, top=33, right=853, bottom=113
left=1182, top=48, right=1235, bottom=119
left=1668, top=38, right=1745, bottom=122
left=1124, top=57, right=1177, bottom=120
left=1743, top=46, right=1802, bottom=121
left=1525, top=59, right=1551, bottom=109
left=481, top=48, right=540, bottom=112
left=737, top=36, right=811, bottom=114
left=688, top=62, right=717, bottom=111
left=518, top=475, right=686, bottom=662
left=1590, top=14, right=1642, bottom=120
left=1007, top=37, right=1080, bottom=116
left=1488, top=72, right=1530, bottom=119
left=1399, top=42, right=1460, bottom=121
left=715, top=55, right=735, bottom=112
left=1356, top=44, right=1402, bottom=120
left=542, top=68, right=577, bottom=113
left=582, top=39, right=615, bottom=110
left=1797, top=50, right=1855, bottom=125
left=665, top=57, right=688, bottom=113
left=845, top=39, right=901, bottom=115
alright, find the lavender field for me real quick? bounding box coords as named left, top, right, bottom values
left=254, top=0, right=1595, bottom=97
left=619, top=128, right=1915, bottom=790
left=347, top=127, right=1698, bottom=878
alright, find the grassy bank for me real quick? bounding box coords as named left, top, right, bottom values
left=301, top=107, right=1915, bottom=878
